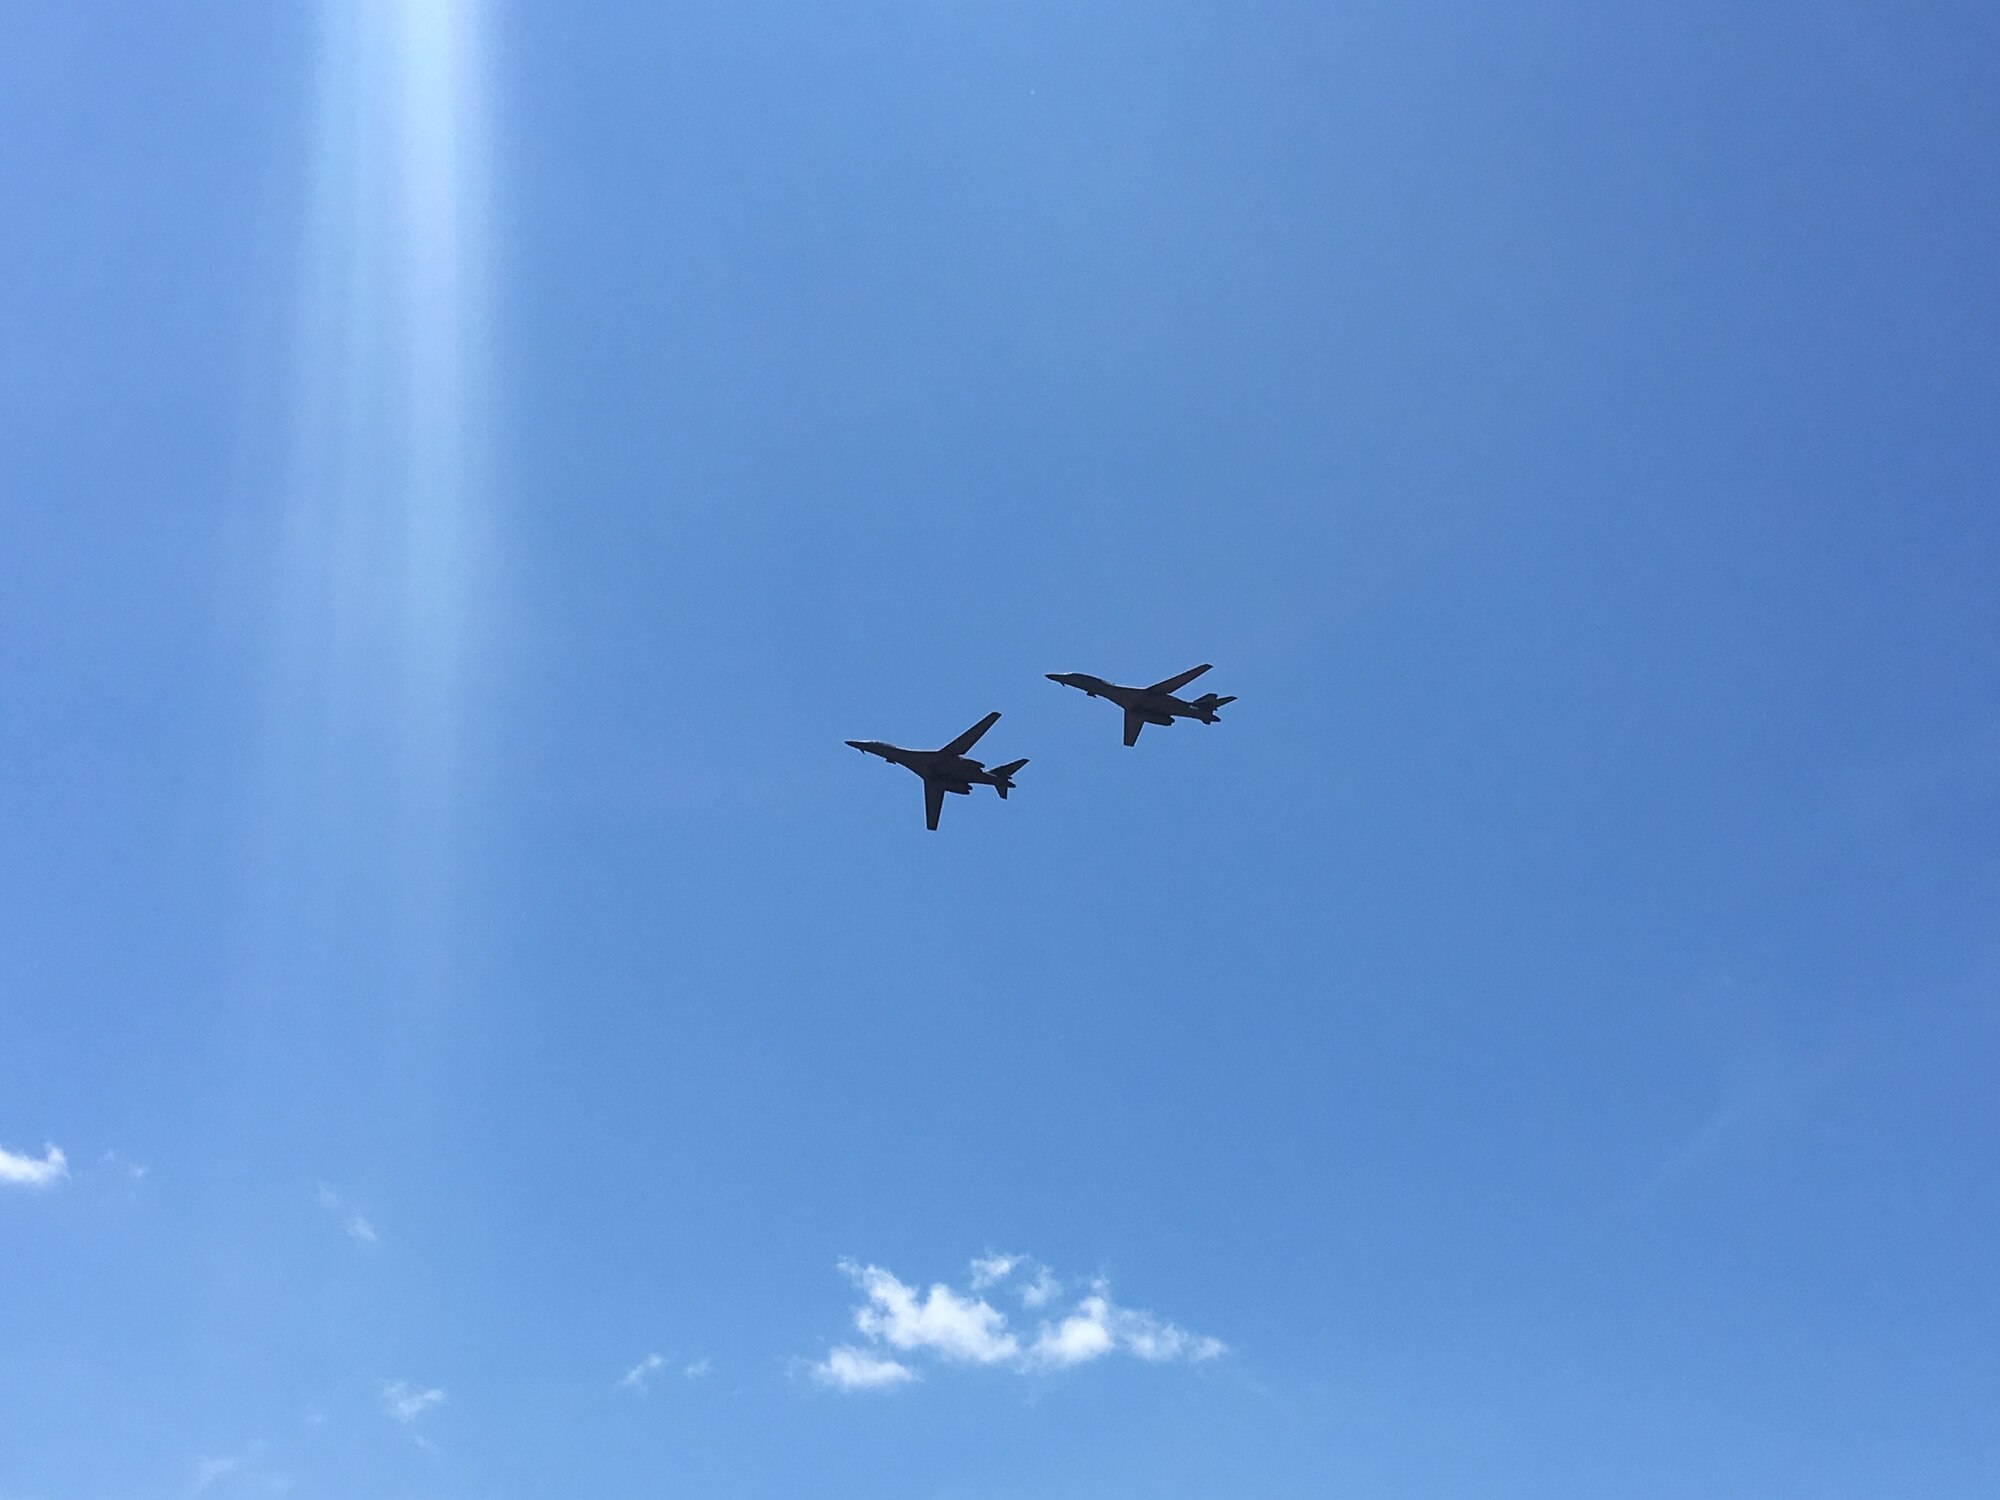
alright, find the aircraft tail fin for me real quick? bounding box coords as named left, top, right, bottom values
left=1193, top=693, right=1236, bottom=722
left=990, top=758, right=1028, bottom=797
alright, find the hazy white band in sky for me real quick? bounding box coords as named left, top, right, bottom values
left=268, top=0, right=494, bottom=938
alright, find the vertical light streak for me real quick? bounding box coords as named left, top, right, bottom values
left=263, top=0, right=493, bottom=994
left=393, top=0, right=490, bottom=805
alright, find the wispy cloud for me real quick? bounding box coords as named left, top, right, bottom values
left=1633, top=1062, right=1831, bottom=1207
left=101, top=1149, right=150, bottom=1183
left=619, top=1350, right=713, bottom=1393
left=379, top=1380, right=445, bottom=1424
left=618, top=1353, right=666, bottom=1392
left=1624, top=988, right=1850, bottom=1213
left=969, top=1252, right=1023, bottom=1288
left=970, top=1251, right=1061, bottom=1308
left=188, top=1453, right=243, bottom=1496
left=806, top=1255, right=1223, bottom=1392
left=0, top=1142, right=68, bottom=1189
left=186, top=1441, right=290, bottom=1498
left=315, top=1183, right=379, bottom=1244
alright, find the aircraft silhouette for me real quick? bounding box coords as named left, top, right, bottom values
left=847, top=711, right=1028, bottom=830
left=1046, top=664, right=1237, bottom=746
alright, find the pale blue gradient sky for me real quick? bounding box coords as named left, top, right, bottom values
left=3, top=4, right=1997, bottom=1497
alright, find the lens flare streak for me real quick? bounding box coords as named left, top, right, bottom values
left=265, top=0, right=493, bottom=975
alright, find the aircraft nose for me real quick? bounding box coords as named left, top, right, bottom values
left=1045, top=673, right=1065, bottom=682
left=845, top=740, right=868, bottom=751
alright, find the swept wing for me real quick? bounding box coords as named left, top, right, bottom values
left=939, top=710, right=1002, bottom=756
left=1147, top=663, right=1212, bottom=695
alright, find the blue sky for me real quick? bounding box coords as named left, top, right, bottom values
left=3, top=2, right=1997, bottom=1496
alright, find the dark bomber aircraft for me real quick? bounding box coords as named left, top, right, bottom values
left=847, top=711, right=1028, bottom=830
left=1046, top=664, right=1237, bottom=746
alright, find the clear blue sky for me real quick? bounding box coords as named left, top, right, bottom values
left=3, top=3, right=1997, bottom=1496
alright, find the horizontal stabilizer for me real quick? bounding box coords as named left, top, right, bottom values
left=990, top=758, right=1028, bottom=797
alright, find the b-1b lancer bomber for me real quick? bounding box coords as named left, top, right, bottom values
left=847, top=711, right=1028, bottom=830
left=1046, top=664, right=1237, bottom=746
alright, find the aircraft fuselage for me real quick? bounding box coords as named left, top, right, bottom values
left=846, top=743, right=1001, bottom=789
left=1045, top=674, right=1214, bottom=723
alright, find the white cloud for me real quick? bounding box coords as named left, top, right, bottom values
left=0, top=1142, right=68, bottom=1189
left=808, top=1256, right=1224, bottom=1392
left=1125, top=1318, right=1226, bottom=1364
left=619, top=1353, right=666, bottom=1393
left=969, top=1252, right=1063, bottom=1308
left=1029, top=1299, right=1117, bottom=1368
left=1027, top=1286, right=1226, bottom=1369
left=844, top=1260, right=1019, bottom=1364
left=683, top=1357, right=713, bottom=1380
left=969, top=1252, right=1022, bottom=1288
left=812, top=1346, right=917, bottom=1391
left=379, top=1380, right=445, bottom=1424
left=316, top=1183, right=379, bottom=1245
